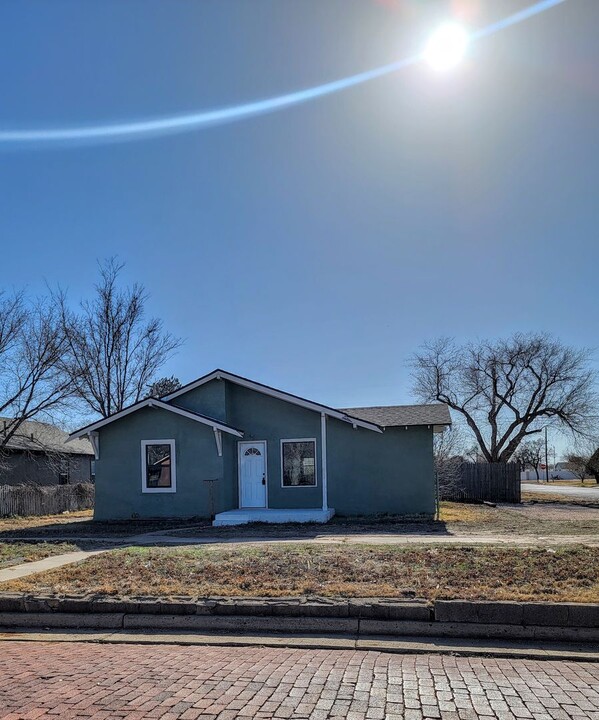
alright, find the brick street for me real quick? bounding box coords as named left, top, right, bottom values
left=1, top=642, right=598, bottom=719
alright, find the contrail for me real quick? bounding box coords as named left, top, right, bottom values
left=0, top=0, right=567, bottom=147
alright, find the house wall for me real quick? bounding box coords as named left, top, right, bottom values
left=0, top=452, right=92, bottom=486
left=93, top=406, right=223, bottom=520
left=92, top=378, right=436, bottom=520
left=173, top=380, right=227, bottom=422
left=225, top=382, right=323, bottom=510
left=327, top=422, right=435, bottom=516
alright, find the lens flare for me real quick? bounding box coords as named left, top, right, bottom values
left=423, top=23, right=470, bottom=72
left=0, top=0, right=567, bottom=148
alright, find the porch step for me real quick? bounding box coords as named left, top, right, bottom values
left=212, top=508, right=335, bottom=527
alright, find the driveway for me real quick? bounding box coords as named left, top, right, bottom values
left=1, top=642, right=598, bottom=719
left=523, top=482, right=599, bottom=500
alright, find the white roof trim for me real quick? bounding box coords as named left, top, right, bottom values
left=164, top=370, right=383, bottom=434
left=68, top=398, right=244, bottom=441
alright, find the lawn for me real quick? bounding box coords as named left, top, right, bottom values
left=0, top=512, right=209, bottom=539
left=0, top=542, right=79, bottom=569
left=5, top=544, right=599, bottom=603
left=1, top=501, right=597, bottom=541
left=162, top=501, right=599, bottom=538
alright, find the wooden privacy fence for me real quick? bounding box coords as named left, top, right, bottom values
left=0, top=483, right=95, bottom=517
left=441, top=462, right=521, bottom=504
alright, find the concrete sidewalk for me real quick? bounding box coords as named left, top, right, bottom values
left=0, top=549, right=107, bottom=583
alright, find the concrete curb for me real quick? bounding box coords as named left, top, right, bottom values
left=0, top=595, right=597, bottom=642
left=0, top=628, right=598, bottom=662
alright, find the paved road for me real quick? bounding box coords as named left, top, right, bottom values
left=523, top=482, right=599, bottom=499
left=1, top=642, right=598, bottom=719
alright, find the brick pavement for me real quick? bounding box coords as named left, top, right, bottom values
left=0, top=642, right=598, bottom=719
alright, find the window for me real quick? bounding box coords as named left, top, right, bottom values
left=244, top=447, right=262, bottom=456
left=58, top=458, right=70, bottom=485
left=141, top=440, right=176, bottom=493
left=281, top=439, right=316, bottom=487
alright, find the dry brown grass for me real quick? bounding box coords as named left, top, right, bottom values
left=6, top=544, right=599, bottom=603
left=0, top=513, right=209, bottom=539
left=0, top=542, right=79, bottom=568
left=0, top=511, right=92, bottom=533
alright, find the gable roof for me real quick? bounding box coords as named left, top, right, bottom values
left=164, top=369, right=384, bottom=433
left=340, top=404, right=452, bottom=429
left=1, top=418, right=93, bottom=455
left=68, top=398, right=244, bottom=440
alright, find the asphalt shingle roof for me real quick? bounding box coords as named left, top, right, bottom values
left=0, top=419, right=93, bottom=455
left=340, top=404, right=451, bottom=429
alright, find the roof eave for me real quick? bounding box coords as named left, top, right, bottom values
left=68, top=398, right=244, bottom=441
left=164, top=369, right=383, bottom=433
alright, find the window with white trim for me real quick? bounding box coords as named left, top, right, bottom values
left=281, top=439, right=316, bottom=487
left=141, top=439, right=176, bottom=493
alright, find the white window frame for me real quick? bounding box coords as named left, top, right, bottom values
left=280, top=438, right=317, bottom=488
left=141, top=439, right=177, bottom=494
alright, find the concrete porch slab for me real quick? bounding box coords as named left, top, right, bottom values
left=213, top=508, right=335, bottom=527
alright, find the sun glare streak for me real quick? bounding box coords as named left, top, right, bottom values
left=0, top=0, right=568, bottom=148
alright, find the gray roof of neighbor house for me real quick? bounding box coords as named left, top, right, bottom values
left=340, top=404, right=451, bottom=429
left=0, top=419, right=94, bottom=456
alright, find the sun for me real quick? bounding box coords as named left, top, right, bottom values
left=423, top=23, right=470, bottom=72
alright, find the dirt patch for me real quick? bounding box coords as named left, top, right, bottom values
left=0, top=542, right=80, bottom=569
left=5, top=544, right=599, bottom=603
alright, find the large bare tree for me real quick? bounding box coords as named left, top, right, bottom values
left=433, top=424, right=466, bottom=498
left=0, top=291, right=73, bottom=451
left=59, top=259, right=182, bottom=418
left=412, top=333, right=596, bottom=463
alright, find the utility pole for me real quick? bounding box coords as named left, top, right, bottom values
left=545, top=426, right=549, bottom=482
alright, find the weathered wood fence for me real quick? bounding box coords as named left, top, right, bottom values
left=0, top=483, right=95, bottom=517
left=441, top=462, right=521, bottom=504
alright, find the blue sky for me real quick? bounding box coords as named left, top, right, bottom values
left=1, top=0, right=597, bottom=436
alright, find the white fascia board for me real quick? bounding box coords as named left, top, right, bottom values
left=164, top=371, right=383, bottom=434
left=68, top=397, right=243, bottom=440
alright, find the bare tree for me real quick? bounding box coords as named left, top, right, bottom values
left=433, top=425, right=465, bottom=497
left=0, top=291, right=73, bottom=452
left=58, top=259, right=182, bottom=418
left=587, top=448, right=599, bottom=483
left=514, top=438, right=544, bottom=481
left=411, top=333, right=597, bottom=463
left=147, top=376, right=182, bottom=399
left=565, top=453, right=590, bottom=483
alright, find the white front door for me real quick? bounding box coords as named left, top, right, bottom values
left=239, top=441, right=267, bottom=508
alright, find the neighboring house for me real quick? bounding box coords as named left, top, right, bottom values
left=68, top=369, right=451, bottom=524
left=550, top=462, right=580, bottom=480
left=0, top=419, right=94, bottom=486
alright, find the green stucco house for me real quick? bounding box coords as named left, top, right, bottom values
left=69, top=370, right=451, bottom=524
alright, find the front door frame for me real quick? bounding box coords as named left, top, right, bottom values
left=238, top=440, right=268, bottom=509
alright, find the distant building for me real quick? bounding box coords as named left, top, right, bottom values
left=0, top=419, right=93, bottom=486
